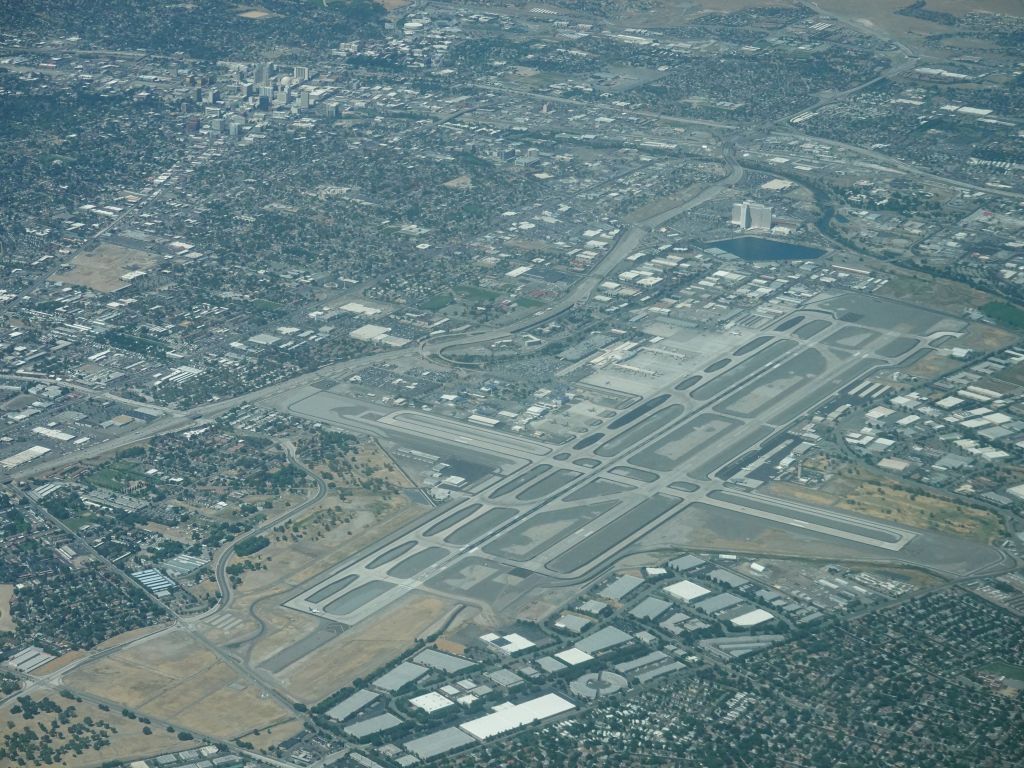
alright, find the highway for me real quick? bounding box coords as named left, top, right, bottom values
left=0, top=347, right=412, bottom=483
left=1, top=145, right=744, bottom=489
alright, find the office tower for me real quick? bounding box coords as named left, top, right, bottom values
left=731, top=201, right=772, bottom=230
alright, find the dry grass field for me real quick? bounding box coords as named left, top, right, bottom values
left=34, top=650, right=88, bottom=676
left=237, top=8, right=278, bottom=20
left=876, top=269, right=991, bottom=316
left=49, top=242, right=157, bottom=293
left=0, top=691, right=183, bottom=768
left=226, top=492, right=423, bottom=605
left=619, top=0, right=1023, bottom=38
left=94, top=624, right=171, bottom=651
left=661, top=514, right=878, bottom=560
left=273, top=591, right=453, bottom=703
left=64, top=629, right=298, bottom=741
left=944, top=320, right=1019, bottom=353
left=900, top=319, right=1017, bottom=379
left=768, top=467, right=1002, bottom=543
left=693, top=0, right=1023, bottom=20
left=0, top=583, right=14, bottom=632
left=692, top=0, right=789, bottom=8
left=900, top=350, right=966, bottom=380
left=199, top=488, right=432, bottom=687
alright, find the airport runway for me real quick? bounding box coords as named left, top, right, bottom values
left=268, top=296, right=1006, bottom=630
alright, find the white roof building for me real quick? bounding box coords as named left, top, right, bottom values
left=460, top=694, right=576, bottom=740
left=480, top=632, right=536, bottom=655
left=730, top=609, right=775, bottom=628
left=555, top=647, right=593, bottom=666
left=350, top=323, right=391, bottom=341
left=410, top=692, right=455, bottom=713
left=1006, top=484, right=1024, bottom=502
left=664, top=579, right=711, bottom=602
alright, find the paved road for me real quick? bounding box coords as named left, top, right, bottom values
left=481, top=74, right=1022, bottom=201
left=1, top=372, right=183, bottom=416
left=424, top=151, right=743, bottom=362
left=1, top=348, right=413, bottom=483
left=207, top=439, right=329, bottom=618
left=9, top=482, right=301, bottom=731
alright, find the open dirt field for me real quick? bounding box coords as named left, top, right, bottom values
left=237, top=8, right=279, bottom=20
left=94, top=623, right=172, bottom=651
left=0, top=690, right=183, bottom=768
left=50, top=242, right=157, bottom=293
left=34, top=650, right=88, bottom=676
left=942, top=321, right=1018, bottom=353
left=64, top=629, right=297, bottom=741
left=876, top=270, right=991, bottom=316
left=442, top=174, right=473, bottom=190
left=0, top=583, right=14, bottom=632
left=273, top=592, right=453, bottom=703
left=900, top=349, right=965, bottom=380
left=767, top=468, right=1002, bottom=543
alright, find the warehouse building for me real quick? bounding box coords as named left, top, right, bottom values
left=459, top=693, right=576, bottom=740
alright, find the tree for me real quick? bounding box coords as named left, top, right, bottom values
left=233, top=536, right=270, bottom=557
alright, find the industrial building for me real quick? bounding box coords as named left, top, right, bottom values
left=459, top=693, right=576, bottom=740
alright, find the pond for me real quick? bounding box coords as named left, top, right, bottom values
left=710, top=236, right=824, bottom=261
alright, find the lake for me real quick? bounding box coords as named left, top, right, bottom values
left=709, top=236, right=824, bottom=262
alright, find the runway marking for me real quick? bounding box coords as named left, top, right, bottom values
left=205, top=614, right=243, bottom=631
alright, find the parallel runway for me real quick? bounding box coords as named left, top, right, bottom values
left=270, top=295, right=1005, bottom=629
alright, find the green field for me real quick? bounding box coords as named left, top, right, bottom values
left=982, top=301, right=1024, bottom=331
left=421, top=293, right=452, bottom=311
left=86, top=461, right=151, bottom=493
left=457, top=285, right=501, bottom=302
left=251, top=298, right=285, bottom=312
left=980, top=660, right=1024, bottom=682
left=517, top=296, right=546, bottom=308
